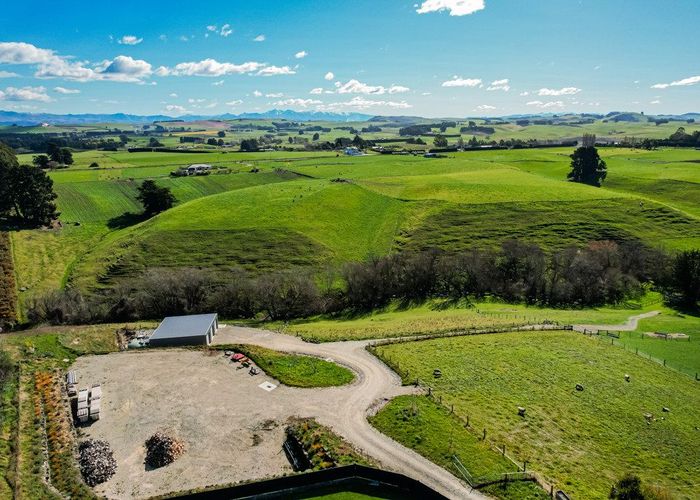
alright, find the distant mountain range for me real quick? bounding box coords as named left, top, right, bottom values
left=0, top=109, right=698, bottom=127
left=0, top=109, right=374, bottom=126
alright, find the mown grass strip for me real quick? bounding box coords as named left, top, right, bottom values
left=213, top=344, right=354, bottom=387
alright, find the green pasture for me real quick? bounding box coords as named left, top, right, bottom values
left=371, top=331, right=700, bottom=499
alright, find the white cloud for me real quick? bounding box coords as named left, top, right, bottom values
left=257, top=65, right=296, bottom=76
left=442, top=76, right=482, bottom=88
left=206, top=25, right=217, bottom=32
left=0, top=42, right=55, bottom=64
left=253, top=34, right=266, bottom=42
left=526, top=100, right=565, bottom=109
left=0, top=85, right=51, bottom=102
left=0, top=71, right=19, bottom=78
left=226, top=99, right=243, bottom=106
left=169, top=92, right=178, bottom=97
left=159, top=34, right=168, bottom=41
left=422, top=92, right=432, bottom=95
left=212, top=80, right=224, bottom=86
left=332, top=79, right=410, bottom=95
left=416, top=0, right=485, bottom=16
left=265, top=92, right=283, bottom=98
left=487, top=78, right=510, bottom=91
left=118, top=35, right=143, bottom=45
left=165, top=104, right=187, bottom=114
left=476, top=104, right=496, bottom=110
left=253, top=90, right=262, bottom=97
left=324, top=71, right=334, bottom=81
left=54, top=86, right=80, bottom=94
left=537, top=87, right=581, bottom=96
left=310, top=87, right=324, bottom=94
left=295, top=51, right=308, bottom=59
left=220, top=24, right=233, bottom=37
left=274, top=98, right=322, bottom=108
left=650, top=99, right=661, bottom=104
left=317, top=96, right=412, bottom=111
left=651, top=75, right=700, bottom=89
left=519, top=91, right=529, bottom=96
left=188, top=98, right=206, bottom=103
left=179, top=35, right=190, bottom=42
left=158, top=59, right=265, bottom=77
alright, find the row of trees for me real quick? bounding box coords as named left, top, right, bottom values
left=0, top=143, right=59, bottom=226
left=26, top=240, right=699, bottom=326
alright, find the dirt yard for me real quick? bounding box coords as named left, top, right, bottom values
left=71, top=349, right=306, bottom=499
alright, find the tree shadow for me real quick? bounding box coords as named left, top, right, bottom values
left=107, top=212, right=148, bottom=230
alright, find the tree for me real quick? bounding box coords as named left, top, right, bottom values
left=59, top=148, right=73, bottom=165
left=32, top=154, right=50, bottom=169
left=567, top=143, right=607, bottom=187
left=136, top=180, right=175, bottom=216
left=89, top=162, right=99, bottom=168
left=119, top=134, right=129, bottom=145
left=148, top=137, right=163, bottom=148
left=0, top=142, right=19, bottom=216
left=217, top=130, right=226, bottom=138
left=433, top=134, right=448, bottom=148
left=7, top=165, right=59, bottom=225
left=240, top=138, right=260, bottom=152
left=207, top=138, right=218, bottom=146
left=609, top=474, right=644, bottom=499
left=672, top=250, right=700, bottom=307
left=312, top=132, right=320, bottom=141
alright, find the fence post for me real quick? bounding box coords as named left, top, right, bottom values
left=663, top=359, right=666, bottom=367
left=450, top=404, right=454, bottom=414
left=482, top=428, right=487, bottom=441
left=523, top=460, right=528, bottom=472
left=501, top=444, right=506, bottom=456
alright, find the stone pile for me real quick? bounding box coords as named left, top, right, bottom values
left=144, top=431, right=185, bottom=468
left=78, top=439, right=117, bottom=486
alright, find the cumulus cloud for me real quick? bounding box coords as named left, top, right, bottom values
left=519, top=91, right=529, bottom=96
left=333, top=79, right=410, bottom=95
left=476, top=104, right=496, bottom=110
left=0, top=71, right=19, bottom=78
left=253, top=90, right=262, bottom=97
left=324, top=71, right=334, bottom=81
left=157, top=59, right=265, bottom=77
left=220, top=24, right=233, bottom=37
left=309, top=87, right=324, bottom=94
left=0, top=43, right=154, bottom=83
left=206, top=25, right=217, bottom=32
left=295, top=51, right=308, bottom=59
left=226, top=99, right=243, bottom=106
left=0, top=85, right=52, bottom=102
left=266, top=92, right=283, bottom=98
left=487, top=78, right=510, bottom=91
left=256, top=65, right=296, bottom=76
left=651, top=75, right=700, bottom=89
left=416, top=0, right=485, bottom=16
left=54, top=86, right=80, bottom=94
left=317, top=96, right=412, bottom=111
left=253, top=34, right=266, bottom=42
left=118, top=35, right=143, bottom=45
left=442, top=76, right=482, bottom=88
left=526, top=100, right=565, bottom=109
left=169, top=92, right=178, bottom=97
left=537, top=87, right=581, bottom=96
left=165, top=104, right=187, bottom=114
left=273, top=98, right=322, bottom=107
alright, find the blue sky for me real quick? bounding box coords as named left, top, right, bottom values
left=0, top=0, right=698, bottom=117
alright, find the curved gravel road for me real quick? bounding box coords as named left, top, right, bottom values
left=214, top=326, right=487, bottom=500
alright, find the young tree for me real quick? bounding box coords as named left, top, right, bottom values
left=568, top=139, right=607, bottom=187
left=217, top=130, right=226, bottom=138
left=312, top=132, right=320, bottom=141
left=609, top=474, right=644, bottom=499
left=433, top=134, right=448, bottom=148
left=148, top=137, right=164, bottom=148
left=136, top=180, right=176, bottom=216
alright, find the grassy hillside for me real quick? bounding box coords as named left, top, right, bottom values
left=372, top=331, right=700, bottom=499
left=8, top=147, right=700, bottom=303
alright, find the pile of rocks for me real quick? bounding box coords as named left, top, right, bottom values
left=78, top=439, right=117, bottom=486
left=144, top=431, right=185, bottom=468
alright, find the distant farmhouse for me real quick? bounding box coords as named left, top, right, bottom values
left=172, top=164, right=212, bottom=177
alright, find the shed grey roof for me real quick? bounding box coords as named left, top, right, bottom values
left=150, top=313, right=218, bottom=340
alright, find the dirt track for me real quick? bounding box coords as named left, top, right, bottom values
left=214, top=326, right=486, bottom=500
left=572, top=310, right=660, bottom=333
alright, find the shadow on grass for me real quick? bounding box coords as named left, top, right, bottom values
left=107, top=212, right=148, bottom=230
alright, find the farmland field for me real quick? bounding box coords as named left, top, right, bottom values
left=371, top=331, right=700, bottom=499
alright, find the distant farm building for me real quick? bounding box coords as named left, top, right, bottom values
left=149, top=313, right=219, bottom=347
left=172, top=164, right=212, bottom=177
left=344, top=147, right=364, bottom=156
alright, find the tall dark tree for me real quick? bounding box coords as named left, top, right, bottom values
left=568, top=143, right=607, bottom=187
left=59, top=148, right=74, bottom=165
left=672, top=250, right=700, bottom=308
left=0, top=142, right=19, bottom=216
left=609, top=474, right=644, bottom=500
left=7, top=165, right=59, bottom=225
left=136, top=180, right=175, bottom=216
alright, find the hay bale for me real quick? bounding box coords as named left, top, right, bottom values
left=145, top=431, right=185, bottom=468
left=575, top=383, right=584, bottom=391
left=78, top=439, right=117, bottom=486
